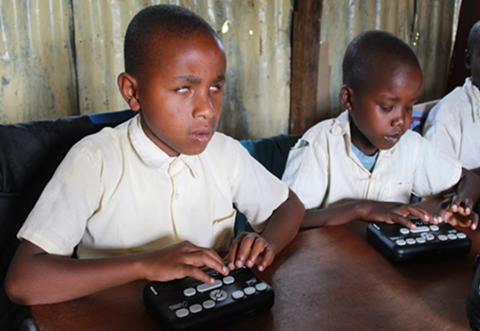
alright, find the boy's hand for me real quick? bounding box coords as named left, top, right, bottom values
left=141, top=241, right=229, bottom=285
left=225, top=232, right=274, bottom=272
left=435, top=194, right=479, bottom=230
left=358, top=201, right=433, bottom=229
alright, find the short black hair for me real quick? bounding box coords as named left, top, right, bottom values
left=124, top=4, right=218, bottom=77
left=342, top=30, right=421, bottom=90
left=467, top=20, right=480, bottom=53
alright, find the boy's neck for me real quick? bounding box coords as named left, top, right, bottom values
left=349, top=123, right=378, bottom=156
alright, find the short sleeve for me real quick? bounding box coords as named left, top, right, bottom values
left=229, top=140, right=289, bottom=233
left=412, top=137, right=462, bottom=197
left=17, top=143, right=102, bottom=256
left=282, top=135, right=329, bottom=210
left=423, top=109, right=461, bottom=160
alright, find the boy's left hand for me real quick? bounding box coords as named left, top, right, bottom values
left=435, top=194, right=479, bottom=230
left=225, top=232, right=274, bottom=272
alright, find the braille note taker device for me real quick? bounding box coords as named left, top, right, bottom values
left=366, top=218, right=471, bottom=263
left=143, top=266, right=274, bottom=331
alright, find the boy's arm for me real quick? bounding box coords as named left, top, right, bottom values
left=5, top=240, right=229, bottom=306
left=226, top=189, right=304, bottom=271
left=435, top=168, right=480, bottom=230
left=260, top=189, right=304, bottom=254
left=302, top=200, right=433, bottom=229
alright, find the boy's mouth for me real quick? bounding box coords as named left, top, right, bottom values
left=384, top=133, right=402, bottom=145
left=189, top=130, right=214, bottom=144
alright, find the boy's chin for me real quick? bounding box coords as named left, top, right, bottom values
left=179, top=145, right=210, bottom=156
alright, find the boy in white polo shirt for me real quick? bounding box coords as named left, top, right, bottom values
left=423, top=20, right=480, bottom=171
left=6, top=4, right=304, bottom=305
left=282, top=30, right=480, bottom=230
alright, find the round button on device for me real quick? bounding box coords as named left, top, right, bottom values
left=223, top=276, right=235, bottom=285
left=232, top=290, right=245, bottom=300
left=400, top=228, right=410, bottom=235
left=176, top=308, right=189, bottom=318
left=425, top=234, right=435, bottom=241
left=429, top=225, right=440, bottom=232
left=457, top=233, right=467, bottom=239
left=416, top=237, right=426, bottom=244
left=448, top=234, right=457, bottom=240
left=438, top=235, right=448, bottom=241
left=203, top=300, right=216, bottom=309
left=189, top=304, right=202, bottom=314
left=183, top=287, right=196, bottom=297
left=255, top=283, right=268, bottom=291
left=396, top=239, right=406, bottom=246
left=244, top=286, right=256, bottom=295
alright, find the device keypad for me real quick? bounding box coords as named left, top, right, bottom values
left=167, top=270, right=269, bottom=319
left=394, top=223, right=467, bottom=247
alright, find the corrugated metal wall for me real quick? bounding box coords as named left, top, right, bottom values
left=0, top=0, right=77, bottom=123
left=0, top=0, right=462, bottom=138
left=321, top=0, right=461, bottom=116
left=0, top=0, right=293, bottom=140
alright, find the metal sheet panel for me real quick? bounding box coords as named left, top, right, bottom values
left=71, top=0, right=293, bottom=139
left=320, top=0, right=461, bottom=117
left=0, top=0, right=292, bottom=139
left=0, top=0, right=77, bottom=123
left=0, top=0, right=462, bottom=139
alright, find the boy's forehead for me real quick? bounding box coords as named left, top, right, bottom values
left=140, top=32, right=226, bottom=75
left=148, top=31, right=223, bottom=57
left=357, top=60, right=422, bottom=93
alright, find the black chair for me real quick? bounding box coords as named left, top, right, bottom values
left=236, top=134, right=300, bottom=233
left=0, top=109, right=299, bottom=330
left=0, top=110, right=136, bottom=331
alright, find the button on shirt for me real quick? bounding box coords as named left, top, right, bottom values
left=423, top=77, right=480, bottom=170
left=282, top=111, right=462, bottom=210
left=18, top=114, right=289, bottom=258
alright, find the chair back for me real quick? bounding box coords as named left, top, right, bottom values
left=0, top=110, right=136, bottom=331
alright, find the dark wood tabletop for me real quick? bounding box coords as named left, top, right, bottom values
left=31, top=222, right=480, bottom=331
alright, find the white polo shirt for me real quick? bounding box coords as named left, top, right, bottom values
left=423, top=77, right=480, bottom=170
left=18, top=114, right=289, bottom=258
left=282, top=111, right=462, bottom=210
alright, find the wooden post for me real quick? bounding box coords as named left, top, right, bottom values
left=289, top=0, right=323, bottom=134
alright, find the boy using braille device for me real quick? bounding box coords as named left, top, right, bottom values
left=5, top=4, right=304, bottom=305
left=282, top=30, right=480, bottom=230
left=423, top=20, right=480, bottom=172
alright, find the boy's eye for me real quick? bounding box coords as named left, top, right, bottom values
left=175, top=86, right=190, bottom=93
left=380, top=105, right=393, bottom=111
left=210, top=84, right=222, bottom=92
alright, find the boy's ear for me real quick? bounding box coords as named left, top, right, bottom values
left=117, top=72, right=140, bottom=111
left=339, top=85, right=354, bottom=111
left=465, top=49, right=472, bottom=70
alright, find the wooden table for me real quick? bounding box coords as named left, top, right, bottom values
left=31, top=222, right=480, bottom=330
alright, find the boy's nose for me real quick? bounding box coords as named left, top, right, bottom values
left=193, top=94, right=215, bottom=119
left=392, top=107, right=408, bottom=127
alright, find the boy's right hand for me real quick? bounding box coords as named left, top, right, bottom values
left=357, top=200, right=433, bottom=229
left=140, top=241, right=229, bottom=285
left=434, top=194, right=479, bottom=230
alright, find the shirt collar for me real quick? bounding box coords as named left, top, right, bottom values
left=331, top=109, right=395, bottom=158
left=128, top=114, right=199, bottom=177
left=331, top=110, right=354, bottom=157
left=463, top=77, right=480, bottom=121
